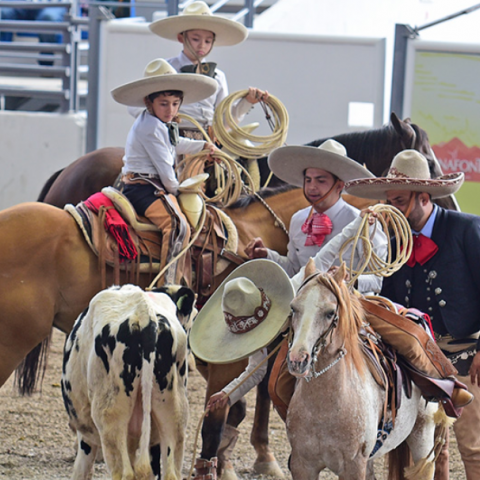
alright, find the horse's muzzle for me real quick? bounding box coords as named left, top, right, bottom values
left=287, top=352, right=311, bottom=378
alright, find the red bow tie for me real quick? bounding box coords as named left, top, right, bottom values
left=302, top=212, right=333, bottom=247
left=406, top=234, right=438, bottom=267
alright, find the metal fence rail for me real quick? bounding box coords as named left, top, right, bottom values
left=0, top=1, right=87, bottom=112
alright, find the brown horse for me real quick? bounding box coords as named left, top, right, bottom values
left=38, top=113, right=456, bottom=211
left=1, top=186, right=308, bottom=478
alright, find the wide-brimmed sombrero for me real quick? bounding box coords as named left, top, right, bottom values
left=189, top=259, right=294, bottom=364
left=111, top=58, right=217, bottom=107
left=149, top=1, right=248, bottom=47
left=268, top=139, right=375, bottom=187
left=345, top=149, right=464, bottom=200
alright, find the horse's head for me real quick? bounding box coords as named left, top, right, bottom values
left=390, top=112, right=442, bottom=178
left=287, top=261, right=348, bottom=378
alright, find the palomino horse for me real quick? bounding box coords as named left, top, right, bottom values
left=37, top=113, right=456, bottom=210
left=287, top=261, right=438, bottom=480
left=1, top=186, right=308, bottom=478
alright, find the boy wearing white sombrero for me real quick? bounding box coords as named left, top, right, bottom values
left=245, top=139, right=387, bottom=294
left=111, top=58, right=218, bottom=285
left=148, top=1, right=268, bottom=136
left=189, top=259, right=294, bottom=480
left=346, top=149, right=479, bottom=480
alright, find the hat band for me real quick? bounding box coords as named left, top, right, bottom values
left=224, top=288, right=271, bottom=334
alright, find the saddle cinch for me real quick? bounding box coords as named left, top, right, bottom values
left=65, top=186, right=244, bottom=301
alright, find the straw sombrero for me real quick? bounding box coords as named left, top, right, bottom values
left=189, top=259, right=294, bottom=364
left=268, top=139, right=375, bottom=187
left=345, top=149, right=465, bottom=200
left=111, top=58, right=217, bottom=107
left=149, top=1, right=248, bottom=47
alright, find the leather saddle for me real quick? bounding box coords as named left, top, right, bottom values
left=65, top=187, right=244, bottom=296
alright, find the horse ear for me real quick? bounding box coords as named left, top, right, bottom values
left=390, top=112, right=415, bottom=149
left=304, top=258, right=316, bottom=279
left=332, top=262, right=347, bottom=284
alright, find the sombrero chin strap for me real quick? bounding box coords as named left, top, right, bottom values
left=303, top=178, right=339, bottom=220
left=404, top=192, right=417, bottom=219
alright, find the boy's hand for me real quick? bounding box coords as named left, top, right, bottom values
left=245, top=87, right=269, bottom=104
left=204, top=142, right=218, bottom=157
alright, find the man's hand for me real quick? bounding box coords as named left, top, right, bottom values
left=244, top=237, right=268, bottom=259
left=206, top=391, right=229, bottom=415
left=244, top=87, right=269, bottom=104
left=469, top=351, right=480, bottom=386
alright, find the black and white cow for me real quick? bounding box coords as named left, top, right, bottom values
left=61, top=284, right=196, bottom=480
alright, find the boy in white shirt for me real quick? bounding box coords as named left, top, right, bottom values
left=111, top=58, right=218, bottom=285
left=148, top=1, right=268, bottom=136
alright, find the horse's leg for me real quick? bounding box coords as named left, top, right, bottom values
left=250, top=373, right=285, bottom=478
left=197, top=362, right=247, bottom=479
left=365, top=459, right=377, bottom=480
left=0, top=295, right=54, bottom=389
left=289, top=448, right=323, bottom=480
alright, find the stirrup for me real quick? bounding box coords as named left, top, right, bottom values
left=193, top=456, right=218, bottom=480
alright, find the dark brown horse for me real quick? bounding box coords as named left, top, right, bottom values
left=38, top=113, right=456, bottom=211
left=2, top=186, right=308, bottom=478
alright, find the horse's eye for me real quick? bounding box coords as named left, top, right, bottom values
left=326, top=310, right=336, bottom=320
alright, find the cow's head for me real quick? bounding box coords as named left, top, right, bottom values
left=152, top=285, right=197, bottom=331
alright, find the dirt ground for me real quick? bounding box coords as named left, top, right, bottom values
left=0, top=329, right=466, bottom=480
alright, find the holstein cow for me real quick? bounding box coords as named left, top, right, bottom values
left=61, top=284, right=196, bottom=480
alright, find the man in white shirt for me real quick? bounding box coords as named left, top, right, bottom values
left=245, top=139, right=387, bottom=295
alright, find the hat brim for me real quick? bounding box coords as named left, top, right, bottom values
left=189, top=259, right=295, bottom=364
left=111, top=73, right=217, bottom=107
left=268, top=145, right=375, bottom=187
left=149, top=15, right=248, bottom=47
left=345, top=172, right=465, bottom=200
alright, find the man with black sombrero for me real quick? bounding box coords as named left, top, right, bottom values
left=346, top=149, right=480, bottom=480
left=189, top=259, right=295, bottom=480
left=147, top=1, right=268, bottom=137
left=245, top=139, right=387, bottom=295
left=111, top=58, right=217, bottom=285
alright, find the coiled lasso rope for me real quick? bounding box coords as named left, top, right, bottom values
left=176, top=113, right=257, bottom=207
left=212, top=90, right=289, bottom=160
left=338, top=204, right=413, bottom=288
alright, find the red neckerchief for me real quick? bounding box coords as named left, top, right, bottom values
left=301, top=211, right=333, bottom=247
left=406, top=234, right=438, bottom=267
left=85, top=192, right=138, bottom=262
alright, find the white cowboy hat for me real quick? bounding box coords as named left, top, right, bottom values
left=344, top=149, right=464, bottom=200
left=189, top=259, right=294, bottom=364
left=149, top=1, right=248, bottom=47
left=268, top=139, right=375, bottom=187
left=111, top=58, right=217, bottom=107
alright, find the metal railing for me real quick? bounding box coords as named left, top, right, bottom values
left=0, top=1, right=88, bottom=112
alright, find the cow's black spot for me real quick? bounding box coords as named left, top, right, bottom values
left=116, top=317, right=157, bottom=396
left=179, top=360, right=186, bottom=378
left=150, top=443, right=161, bottom=478
left=61, top=379, right=77, bottom=419
left=80, top=440, right=92, bottom=456
left=63, top=307, right=88, bottom=372
left=94, top=324, right=116, bottom=374
left=154, top=315, right=174, bottom=391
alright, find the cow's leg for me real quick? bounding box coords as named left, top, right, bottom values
left=250, top=373, right=284, bottom=478
left=92, top=392, right=135, bottom=480
left=152, top=389, right=188, bottom=480
left=71, top=433, right=98, bottom=480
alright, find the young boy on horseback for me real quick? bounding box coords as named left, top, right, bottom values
left=147, top=1, right=268, bottom=138
left=111, top=58, right=218, bottom=285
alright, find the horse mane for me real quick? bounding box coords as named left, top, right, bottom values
left=227, top=184, right=299, bottom=209
left=315, top=273, right=366, bottom=377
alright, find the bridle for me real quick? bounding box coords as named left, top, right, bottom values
left=292, top=272, right=347, bottom=382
